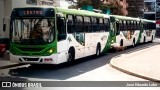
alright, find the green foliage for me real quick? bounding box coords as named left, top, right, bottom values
left=66, top=0, right=124, bottom=15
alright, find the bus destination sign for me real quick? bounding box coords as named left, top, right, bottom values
left=11, top=8, right=55, bottom=17
left=23, top=10, right=43, bottom=15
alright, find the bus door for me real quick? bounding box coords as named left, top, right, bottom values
left=84, top=16, right=92, bottom=56
left=57, top=15, right=68, bottom=62
left=74, top=15, right=85, bottom=58
left=110, top=17, right=117, bottom=42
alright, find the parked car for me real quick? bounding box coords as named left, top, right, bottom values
left=0, top=44, right=6, bottom=57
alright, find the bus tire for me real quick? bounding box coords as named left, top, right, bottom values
left=132, top=38, right=135, bottom=47
left=150, top=36, right=154, bottom=43
left=120, top=40, right=123, bottom=47
left=67, top=47, right=75, bottom=65
left=143, top=37, right=146, bottom=43
left=95, top=43, right=101, bottom=57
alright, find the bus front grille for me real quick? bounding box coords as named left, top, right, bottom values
left=23, top=58, right=39, bottom=61
left=18, top=47, right=44, bottom=52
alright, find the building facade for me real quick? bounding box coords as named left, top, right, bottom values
left=143, top=0, right=156, bottom=20
left=143, top=0, right=160, bottom=37
left=156, top=0, right=160, bottom=37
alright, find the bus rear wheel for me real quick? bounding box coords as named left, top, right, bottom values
left=95, top=43, right=101, bottom=57
left=143, top=37, right=146, bottom=43
left=67, top=48, right=75, bottom=65
left=120, top=40, right=123, bottom=47
left=132, top=38, right=135, bottom=47
left=150, top=36, right=154, bottom=43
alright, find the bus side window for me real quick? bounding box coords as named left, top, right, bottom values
left=104, top=18, right=109, bottom=32
left=75, top=15, right=84, bottom=33
left=120, top=20, right=123, bottom=31
left=123, top=21, right=126, bottom=31
left=116, top=21, right=120, bottom=35
left=57, top=15, right=66, bottom=41
left=147, top=23, right=149, bottom=29
left=152, top=23, right=156, bottom=29
left=67, top=14, right=75, bottom=34
left=139, top=22, right=141, bottom=30
left=99, top=18, right=104, bottom=32
left=116, top=21, right=119, bottom=31
left=135, top=21, right=138, bottom=30
left=92, top=17, right=99, bottom=32
left=129, top=21, right=131, bottom=30
left=119, top=20, right=122, bottom=31
left=144, top=23, right=146, bottom=30
left=126, top=21, right=129, bottom=30
left=84, top=16, right=92, bottom=33
left=134, top=21, right=136, bottom=30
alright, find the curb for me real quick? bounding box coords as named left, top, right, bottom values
left=110, top=61, right=160, bottom=83
left=0, top=63, right=27, bottom=69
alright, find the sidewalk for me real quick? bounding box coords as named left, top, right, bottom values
left=0, top=52, right=22, bottom=69
left=110, top=43, right=160, bottom=82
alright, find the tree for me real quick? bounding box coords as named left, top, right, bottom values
left=65, top=0, right=124, bottom=15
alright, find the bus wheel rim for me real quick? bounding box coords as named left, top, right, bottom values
left=68, top=53, right=72, bottom=62
left=97, top=49, right=100, bottom=56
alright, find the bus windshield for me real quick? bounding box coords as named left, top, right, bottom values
left=11, top=18, right=55, bottom=45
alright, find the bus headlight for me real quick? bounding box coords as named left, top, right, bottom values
left=48, top=48, right=54, bottom=54
left=111, top=40, right=114, bottom=43
left=43, top=48, right=55, bottom=56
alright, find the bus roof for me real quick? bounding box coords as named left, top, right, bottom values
left=55, top=7, right=109, bottom=18
left=110, top=15, right=140, bottom=21
left=140, top=19, right=155, bottom=23
left=12, top=6, right=110, bottom=18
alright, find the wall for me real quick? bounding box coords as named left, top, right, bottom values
left=0, top=0, right=4, bottom=39
left=12, top=0, right=28, bottom=9
left=0, top=0, right=63, bottom=39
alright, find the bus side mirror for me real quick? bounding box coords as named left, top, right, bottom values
left=3, top=18, right=6, bottom=32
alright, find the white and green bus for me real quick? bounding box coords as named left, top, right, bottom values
left=140, top=19, right=156, bottom=43
left=110, top=15, right=142, bottom=47
left=9, top=6, right=115, bottom=65
left=110, top=15, right=156, bottom=48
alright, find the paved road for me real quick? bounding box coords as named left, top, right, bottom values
left=1, top=41, right=160, bottom=90
left=1, top=42, right=159, bottom=81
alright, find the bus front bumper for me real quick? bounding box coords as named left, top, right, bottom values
left=10, top=53, right=58, bottom=64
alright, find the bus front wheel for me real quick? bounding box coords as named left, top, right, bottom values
left=67, top=48, right=75, bottom=65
